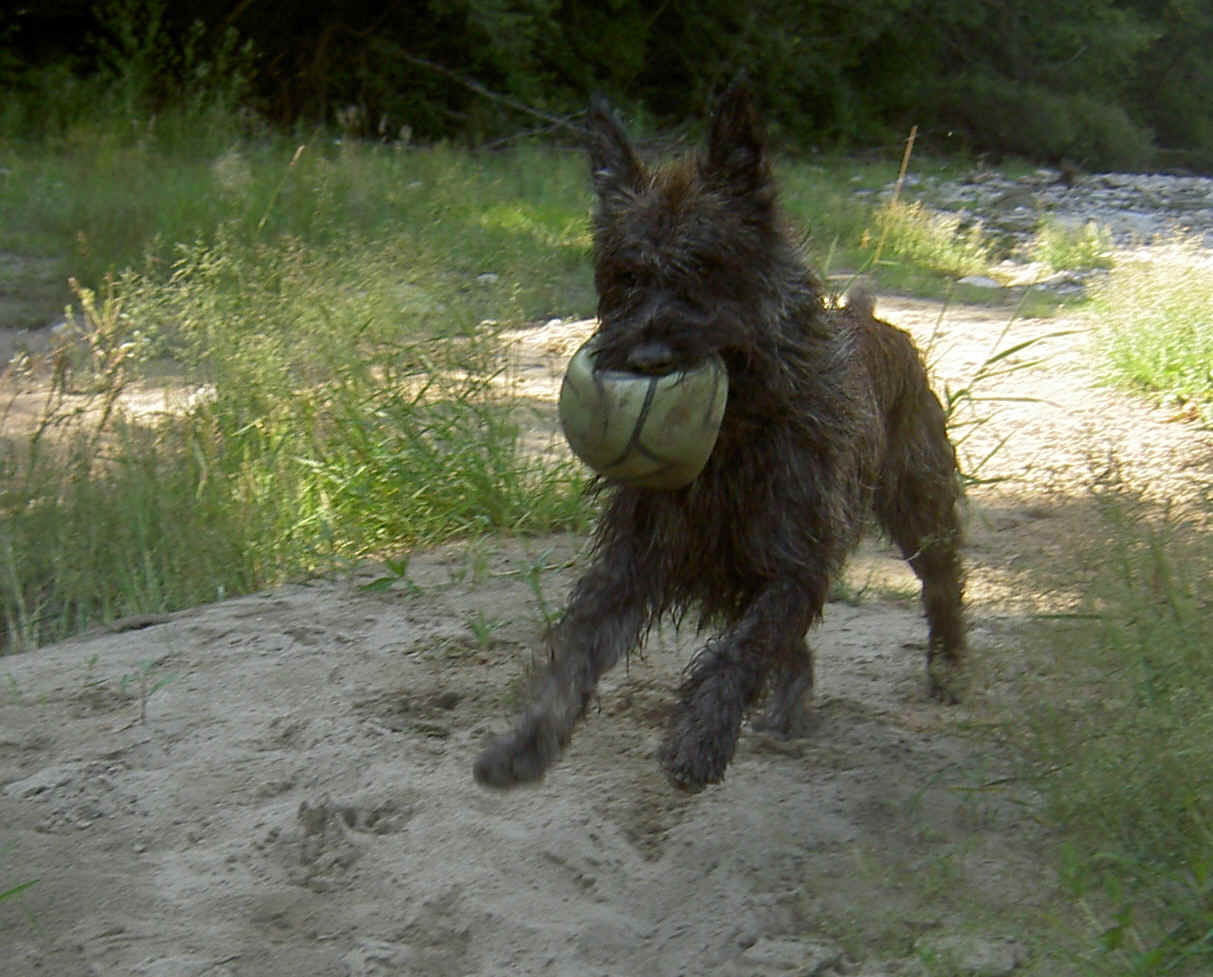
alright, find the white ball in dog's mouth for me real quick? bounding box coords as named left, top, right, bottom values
left=558, top=336, right=728, bottom=490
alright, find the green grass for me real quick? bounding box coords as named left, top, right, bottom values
left=865, top=199, right=991, bottom=280
left=777, top=158, right=891, bottom=265
left=1020, top=486, right=1212, bottom=975
left=778, top=155, right=1000, bottom=293
left=1, top=265, right=594, bottom=651
left=0, top=131, right=597, bottom=318
left=0, top=126, right=601, bottom=653
left=1089, top=239, right=1213, bottom=421
left=1029, top=218, right=1114, bottom=272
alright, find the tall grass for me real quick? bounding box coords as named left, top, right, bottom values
left=1023, top=484, right=1212, bottom=975
left=1030, top=218, right=1114, bottom=272
left=1090, top=238, right=1213, bottom=421
left=1, top=133, right=599, bottom=653
left=2, top=264, right=594, bottom=651
left=864, top=199, right=991, bottom=280
left=778, top=156, right=1000, bottom=291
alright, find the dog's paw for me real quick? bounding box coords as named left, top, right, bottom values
left=473, top=713, right=562, bottom=789
left=749, top=708, right=815, bottom=740
left=658, top=724, right=731, bottom=793
left=751, top=688, right=815, bottom=739
left=927, top=663, right=963, bottom=705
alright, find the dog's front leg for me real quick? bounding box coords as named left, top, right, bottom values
left=473, top=548, right=653, bottom=788
left=659, top=578, right=818, bottom=791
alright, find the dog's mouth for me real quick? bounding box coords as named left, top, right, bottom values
left=591, top=302, right=750, bottom=377
left=589, top=338, right=667, bottom=375
left=591, top=334, right=721, bottom=376
left=624, top=340, right=679, bottom=375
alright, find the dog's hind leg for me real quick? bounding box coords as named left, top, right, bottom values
left=874, top=394, right=967, bottom=702
left=473, top=546, right=654, bottom=788
left=896, top=523, right=965, bottom=702
left=751, top=637, right=815, bottom=738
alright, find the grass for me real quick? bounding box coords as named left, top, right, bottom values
left=968, top=229, right=1212, bottom=973
left=865, top=199, right=991, bottom=280
left=1, top=128, right=602, bottom=653
left=778, top=155, right=1000, bottom=294
left=1018, top=484, right=1213, bottom=975
left=0, top=130, right=597, bottom=318
left=1, top=264, right=594, bottom=649
left=1089, top=238, right=1213, bottom=422
left=1030, top=217, right=1114, bottom=272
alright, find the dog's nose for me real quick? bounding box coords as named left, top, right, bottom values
left=626, top=341, right=676, bottom=374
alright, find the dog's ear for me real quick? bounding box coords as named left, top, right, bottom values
left=703, top=84, right=772, bottom=200
left=586, top=95, right=645, bottom=204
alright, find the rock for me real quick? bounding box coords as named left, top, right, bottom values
left=342, top=940, right=416, bottom=977
left=728, top=936, right=846, bottom=976
left=957, top=276, right=1001, bottom=290
left=915, top=933, right=1027, bottom=976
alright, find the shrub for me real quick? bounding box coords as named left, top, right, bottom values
left=1090, top=238, right=1213, bottom=421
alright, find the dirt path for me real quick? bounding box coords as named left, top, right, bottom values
left=2, top=297, right=1210, bottom=977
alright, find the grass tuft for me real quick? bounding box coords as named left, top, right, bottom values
left=1089, top=238, right=1213, bottom=421
left=1029, top=218, right=1114, bottom=272
left=865, top=200, right=991, bottom=281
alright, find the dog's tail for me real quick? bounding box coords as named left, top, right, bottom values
left=844, top=286, right=876, bottom=319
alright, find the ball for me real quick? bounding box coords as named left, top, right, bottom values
left=557, top=336, right=728, bottom=490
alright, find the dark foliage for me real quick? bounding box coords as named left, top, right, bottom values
left=3, top=2, right=1211, bottom=169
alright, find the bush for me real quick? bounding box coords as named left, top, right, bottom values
left=1029, top=218, right=1114, bottom=272
left=1090, top=238, right=1213, bottom=421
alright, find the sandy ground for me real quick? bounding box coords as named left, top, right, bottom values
left=2, top=295, right=1210, bottom=977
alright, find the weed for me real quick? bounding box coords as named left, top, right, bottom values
left=1089, top=237, right=1213, bottom=421
left=864, top=200, right=991, bottom=280
left=466, top=610, right=503, bottom=650
left=360, top=556, right=421, bottom=596
left=119, top=658, right=178, bottom=723
left=923, top=287, right=1071, bottom=486
left=82, top=653, right=102, bottom=692
left=0, top=837, right=38, bottom=915
left=462, top=538, right=495, bottom=586
left=1030, top=218, right=1113, bottom=272
left=523, top=551, right=561, bottom=630
left=0, top=878, right=38, bottom=903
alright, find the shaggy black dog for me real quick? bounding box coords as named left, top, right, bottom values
left=475, top=88, right=965, bottom=791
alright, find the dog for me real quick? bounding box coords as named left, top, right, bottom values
left=474, top=87, right=965, bottom=791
